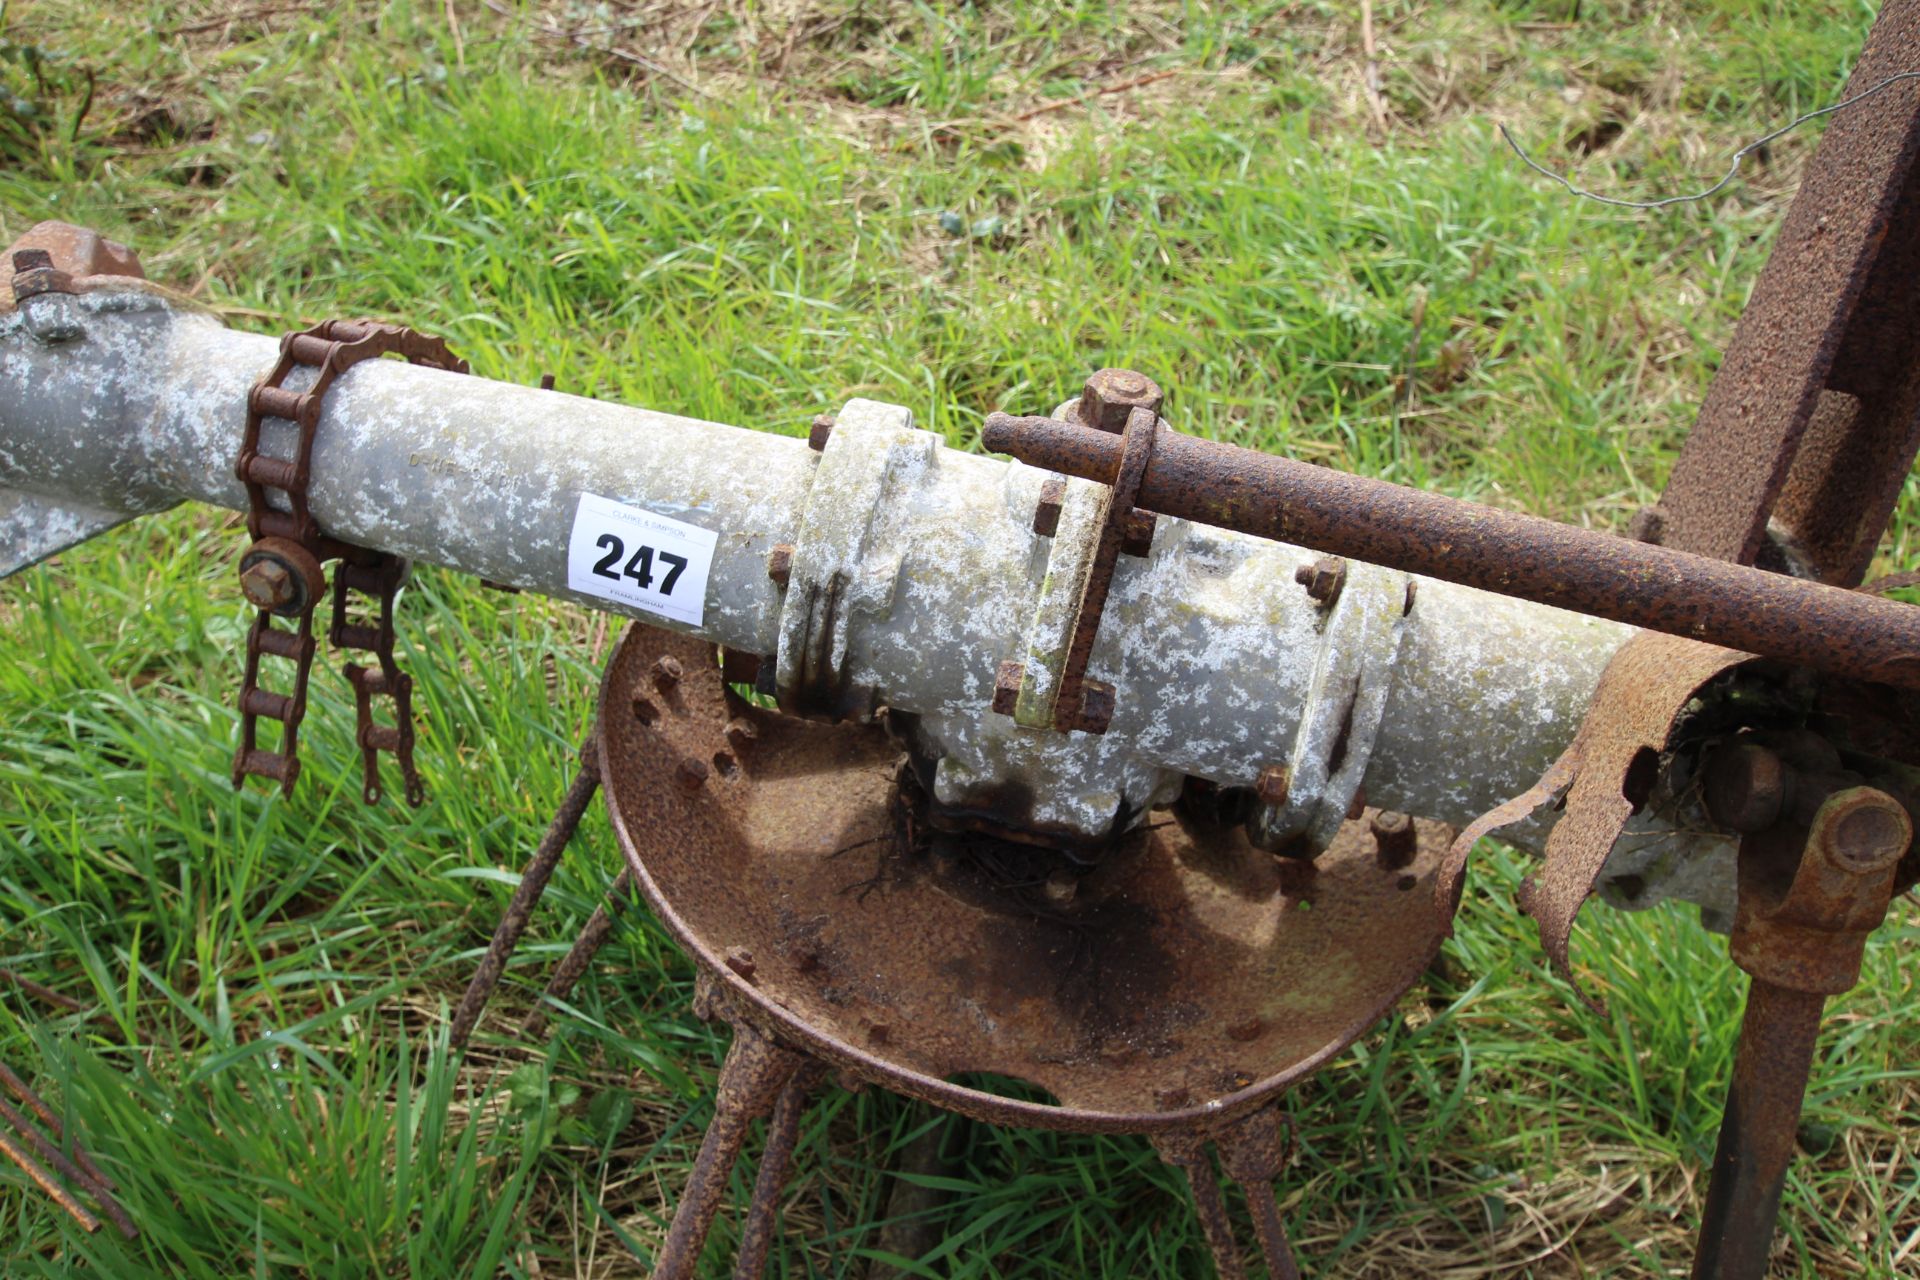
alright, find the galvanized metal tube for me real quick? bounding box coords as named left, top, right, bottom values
left=981, top=413, right=1920, bottom=691
left=1, top=285, right=1728, bottom=901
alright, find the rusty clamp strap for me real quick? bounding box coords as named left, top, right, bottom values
left=1040, top=403, right=1158, bottom=735
left=231, top=319, right=468, bottom=805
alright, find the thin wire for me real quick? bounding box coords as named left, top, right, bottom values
left=1500, top=70, right=1920, bottom=210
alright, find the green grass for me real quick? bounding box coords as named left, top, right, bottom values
left=3, top=0, right=1919, bottom=1275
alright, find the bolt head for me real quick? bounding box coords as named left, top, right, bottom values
left=1254, top=764, right=1290, bottom=807
left=1121, top=509, right=1157, bottom=557
left=725, top=948, right=757, bottom=982
left=767, top=543, right=795, bottom=589
left=1075, top=680, right=1116, bottom=734
left=1032, top=475, right=1066, bottom=537
left=724, top=717, right=759, bottom=750
left=1297, top=556, right=1347, bottom=605
left=808, top=414, right=834, bottom=451
left=1702, top=743, right=1787, bottom=834
left=992, top=660, right=1025, bottom=716
left=676, top=757, right=710, bottom=791
left=652, top=654, right=684, bottom=690
left=239, top=558, right=294, bottom=609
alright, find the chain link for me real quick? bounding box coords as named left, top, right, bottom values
left=231, top=319, right=466, bottom=805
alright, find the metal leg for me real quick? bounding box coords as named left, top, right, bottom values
left=523, top=866, right=635, bottom=1039
left=651, top=1023, right=806, bottom=1280
left=1691, top=981, right=1825, bottom=1280
left=732, top=1060, right=826, bottom=1280
left=449, top=741, right=602, bottom=1049
left=1688, top=771, right=1911, bottom=1279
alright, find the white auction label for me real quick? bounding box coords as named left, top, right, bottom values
left=566, top=492, right=718, bottom=627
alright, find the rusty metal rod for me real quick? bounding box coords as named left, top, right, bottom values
left=652, top=1028, right=804, bottom=1280
left=0, top=1092, right=136, bottom=1238
left=1242, top=1187, right=1303, bottom=1280
left=731, top=1061, right=824, bottom=1280
left=449, top=744, right=602, bottom=1050
left=523, top=866, right=635, bottom=1040
left=982, top=414, right=1920, bottom=691
left=0, top=1062, right=117, bottom=1195
left=0, top=1122, right=99, bottom=1233
left=1691, top=979, right=1826, bottom=1280
left=1179, top=1157, right=1250, bottom=1280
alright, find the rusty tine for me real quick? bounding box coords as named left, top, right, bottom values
left=652, top=1024, right=806, bottom=1280
left=523, top=866, right=637, bottom=1040
left=449, top=740, right=603, bottom=1049
left=0, top=1091, right=136, bottom=1238
left=731, top=1060, right=827, bottom=1280
left=0, top=969, right=88, bottom=1014
left=0, top=1063, right=119, bottom=1196
left=0, top=1124, right=99, bottom=1234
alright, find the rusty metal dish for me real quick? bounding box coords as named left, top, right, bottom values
left=599, top=624, right=1451, bottom=1134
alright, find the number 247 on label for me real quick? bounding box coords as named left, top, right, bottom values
left=565, top=492, right=718, bottom=627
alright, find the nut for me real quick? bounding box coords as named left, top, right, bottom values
left=1032, top=474, right=1066, bottom=537
left=1075, top=367, right=1164, bottom=433
left=1295, top=556, right=1347, bottom=607
left=1254, top=764, right=1290, bottom=807
left=1370, top=811, right=1417, bottom=870
left=991, top=660, right=1025, bottom=716
left=1043, top=868, right=1078, bottom=905
left=808, top=413, right=834, bottom=451
left=1121, top=509, right=1157, bottom=557
left=767, top=543, right=795, bottom=589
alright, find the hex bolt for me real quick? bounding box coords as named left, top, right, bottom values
left=1043, top=868, right=1078, bottom=905
left=1702, top=743, right=1789, bottom=834
left=1076, top=367, right=1164, bottom=433
left=991, top=660, right=1025, bottom=716
left=724, top=717, right=759, bottom=752
left=1076, top=680, right=1117, bottom=734
left=676, top=757, right=710, bottom=791
left=1121, top=509, right=1157, bottom=557
left=1254, top=764, right=1290, bottom=808
left=725, top=948, right=757, bottom=982
left=867, top=1023, right=891, bottom=1046
left=1225, top=1017, right=1264, bottom=1043
left=237, top=537, right=323, bottom=617
left=808, top=413, right=834, bottom=451
left=767, top=542, right=795, bottom=589
left=1295, top=556, right=1347, bottom=607
left=652, top=654, right=684, bottom=691
left=9, top=248, right=69, bottom=303
left=1812, top=787, right=1912, bottom=875
left=1032, top=474, right=1066, bottom=537
left=1370, top=811, right=1417, bottom=870
left=239, top=558, right=294, bottom=610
